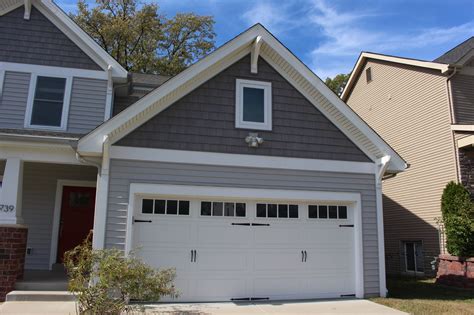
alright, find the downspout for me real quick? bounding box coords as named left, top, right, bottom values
left=376, top=155, right=391, bottom=297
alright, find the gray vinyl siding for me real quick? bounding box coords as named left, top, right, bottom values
left=0, top=72, right=107, bottom=134
left=0, top=6, right=101, bottom=70
left=68, top=78, right=108, bottom=134
left=0, top=71, right=30, bottom=128
left=451, top=74, right=474, bottom=124
left=118, top=55, right=370, bottom=162
left=106, top=159, right=380, bottom=296
left=22, top=162, right=97, bottom=270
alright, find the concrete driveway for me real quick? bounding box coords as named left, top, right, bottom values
left=0, top=299, right=407, bottom=315
left=142, top=299, right=407, bottom=314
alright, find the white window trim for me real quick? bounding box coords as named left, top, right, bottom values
left=24, top=73, right=73, bottom=131
left=235, top=79, right=272, bottom=131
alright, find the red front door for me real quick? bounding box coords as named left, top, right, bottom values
left=57, top=186, right=96, bottom=263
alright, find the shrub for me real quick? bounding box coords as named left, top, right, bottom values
left=64, top=233, right=177, bottom=315
left=440, top=182, right=474, bottom=257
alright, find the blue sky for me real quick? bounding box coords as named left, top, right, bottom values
left=57, top=0, right=474, bottom=79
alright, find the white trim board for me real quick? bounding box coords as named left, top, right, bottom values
left=451, top=124, right=474, bottom=131
left=49, top=180, right=96, bottom=269
left=0, top=62, right=109, bottom=80
left=77, top=24, right=406, bottom=173
left=110, top=146, right=377, bottom=174
left=0, top=141, right=81, bottom=165
left=124, top=183, right=365, bottom=298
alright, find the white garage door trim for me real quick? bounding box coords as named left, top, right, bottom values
left=124, top=183, right=364, bottom=299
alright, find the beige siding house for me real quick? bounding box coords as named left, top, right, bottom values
left=342, top=37, right=474, bottom=275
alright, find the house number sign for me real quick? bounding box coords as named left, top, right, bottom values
left=0, top=205, right=15, bottom=212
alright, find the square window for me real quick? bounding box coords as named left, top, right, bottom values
left=308, top=205, right=318, bottom=218
left=236, top=203, right=246, bottom=217
left=29, top=76, right=67, bottom=128
left=154, top=200, right=166, bottom=214
left=338, top=206, right=347, bottom=219
left=268, top=204, right=277, bottom=217
left=329, top=206, right=338, bottom=219
left=179, top=201, right=190, bottom=215
left=236, top=79, right=272, bottom=130
left=318, top=206, right=328, bottom=219
left=167, top=200, right=178, bottom=215
left=142, top=199, right=153, bottom=214
left=224, top=203, right=235, bottom=216
left=256, top=204, right=266, bottom=217
left=278, top=204, right=288, bottom=218
left=289, top=205, right=298, bottom=218
left=213, top=202, right=223, bottom=216
left=201, top=202, right=211, bottom=216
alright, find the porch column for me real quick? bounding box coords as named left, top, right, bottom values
left=0, top=157, right=24, bottom=224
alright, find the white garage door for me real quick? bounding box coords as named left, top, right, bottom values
left=132, top=196, right=356, bottom=302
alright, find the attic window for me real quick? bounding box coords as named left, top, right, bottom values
left=366, top=67, right=372, bottom=83
left=235, top=79, right=272, bottom=131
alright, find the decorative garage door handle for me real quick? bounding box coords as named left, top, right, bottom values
left=251, top=223, right=270, bottom=226
left=191, top=250, right=197, bottom=262
left=134, top=219, right=152, bottom=223
left=301, top=250, right=304, bottom=262
left=304, top=250, right=307, bottom=262
left=231, top=223, right=250, bottom=226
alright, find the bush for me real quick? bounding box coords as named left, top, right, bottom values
left=64, top=233, right=178, bottom=315
left=440, top=182, right=474, bottom=257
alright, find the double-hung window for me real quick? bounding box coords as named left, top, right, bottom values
left=25, top=75, right=71, bottom=130
left=235, top=79, right=272, bottom=130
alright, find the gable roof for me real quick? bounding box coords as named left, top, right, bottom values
left=341, top=52, right=453, bottom=101
left=78, top=24, right=407, bottom=173
left=0, top=0, right=127, bottom=80
left=434, top=37, right=474, bottom=64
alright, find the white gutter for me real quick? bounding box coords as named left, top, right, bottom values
left=376, top=155, right=391, bottom=297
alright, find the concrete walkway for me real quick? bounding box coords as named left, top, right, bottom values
left=0, top=299, right=407, bottom=314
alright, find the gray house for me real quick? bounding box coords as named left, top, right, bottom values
left=0, top=0, right=406, bottom=302
left=342, top=37, right=474, bottom=276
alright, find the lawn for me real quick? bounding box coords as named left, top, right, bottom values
left=371, top=276, right=474, bottom=315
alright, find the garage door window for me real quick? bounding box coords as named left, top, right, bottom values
left=141, top=199, right=190, bottom=215
left=308, top=205, right=347, bottom=219
left=256, top=203, right=298, bottom=218
left=201, top=201, right=246, bottom=217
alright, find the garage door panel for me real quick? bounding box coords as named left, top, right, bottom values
left=192, top=278, right=248, bottom=301
left=252, top=226, right=301, bottom=247
left=253, top=276, right=304, bottom=298
left=305, top=249, right=353, bottom=271
left=134, top=222, right=193, bottom=246
left=252, top=249, right=303, bottom=272
left=196, top=224, right=252, bottom=248
left=196, top=249, right=248, bottom=272
left=305, top=274, right=354, bottom=296
left=136, top=248, right=192, bottom=272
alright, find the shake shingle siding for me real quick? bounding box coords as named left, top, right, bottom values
left=0, top=71, right=30, bottom=129
left=106, top=159, right=380, bottom=296
left=0, top=6, right=101, bottom=70
left=117, top=55, right=370, bottom=162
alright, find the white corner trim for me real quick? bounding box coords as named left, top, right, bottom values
left=110, top=146, right=377, bottom=174
left=50, top=180, right=97, bottom=269
left=23, top=0, right=31, bottom=19
left=24, top=73, right=73, bottom=131
left=0, top=70, right=5, bottom=97
left=375, top=155, right=391, bottom=297
left=124, top=182, right=364, bottom=298
left=342, top=52, right=451, bottom=101
left=235, top=79, right=272, bottom=131
left=104, top=65, right=113, bottom=120
left=251, top=36, right=263, bottom=74
left=0, top=62, right=109, bottom=80
left=451, top=124, right=474, bottom=131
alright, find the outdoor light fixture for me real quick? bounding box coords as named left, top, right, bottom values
left=245, top=133, right=264, bottom=148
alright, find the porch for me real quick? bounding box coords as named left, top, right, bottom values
left=0, top=159, right=98, bottom=300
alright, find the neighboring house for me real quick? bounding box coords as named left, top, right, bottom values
left=0, top=0, right=407, bottom=302
left=342, top=37, right=474, bottom=276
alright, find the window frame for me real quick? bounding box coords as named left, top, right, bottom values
left=24, top=73, right=73, bottom=131
left=235, top=79, right=272, bottom=131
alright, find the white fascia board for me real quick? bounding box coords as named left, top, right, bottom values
left=451, top=124, right=474, bottom=131
left=0, top=141, right=81, bottom=164
left=342, top=52, right=451, bottom=100
left=457, top=135, right=474, bottom=148
left=0, top=0, right=22, bottom=16
left=36, top=0, right=127, bottom=80
left=110, top=146, right=377, bottom=175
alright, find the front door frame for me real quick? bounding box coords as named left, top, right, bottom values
left=49, top=179, right=96, bottom=269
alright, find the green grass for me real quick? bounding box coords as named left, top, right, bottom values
left=370, top=277, right=474, bottom=315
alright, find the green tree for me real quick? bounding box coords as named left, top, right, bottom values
left=325, top=73, right=350, bottom=96
left=440, top=181, right=474, bottom=257
left=71, top=0, right=215, bottom=75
